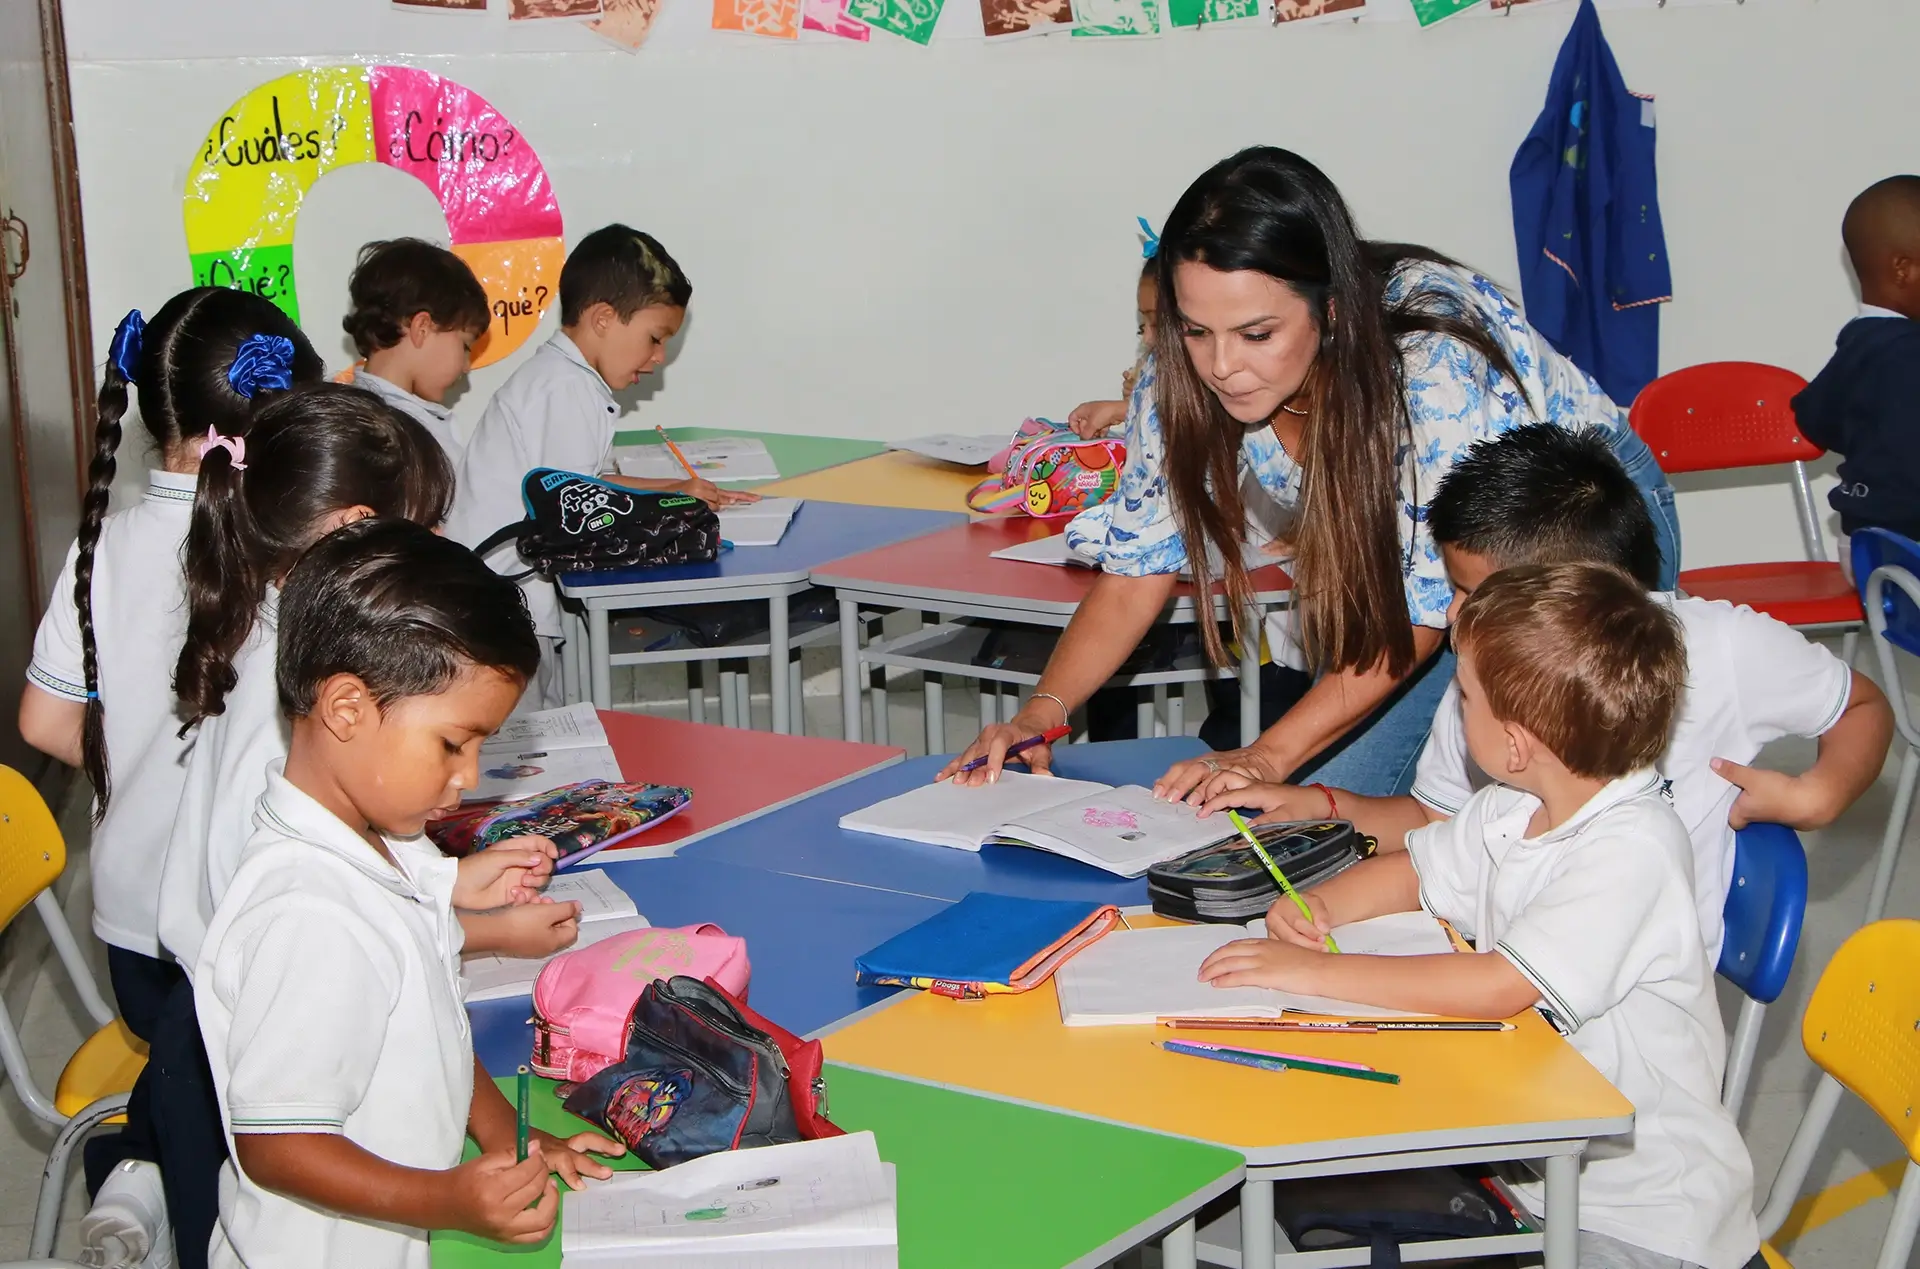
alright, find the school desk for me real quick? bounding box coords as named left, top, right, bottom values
left=466, top=856, right=949, bottom=1073
left=593, top=708, right=905, bottom=862
left=432, top=1066, right=1244, bottom=1269
left=821, top=915, right=1634, bottom=1269
left=811, top=518, right=1293, bottom=748
left=678, top=743, right=1209, bottom=906
left=757, top=449, right=985, bottom=513
left=557, top=502, right=963, bottom=725
left=609, top=425, right=884, bottom=487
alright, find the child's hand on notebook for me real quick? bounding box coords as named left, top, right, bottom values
left=1197, top=934, right=1323, bottom=991
left=1265, top=889, right=1336, bottom=949
left=531, top=1127, right=626, bottom=1190
left=445, top=1150, right=558, bottom=1242
left=452, top=837, right=558, bottom=910
left=1192, top=775, right=1319, bottom=824
left=467, top=899, right=582, bottom=958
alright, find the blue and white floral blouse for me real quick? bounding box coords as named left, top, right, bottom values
left=1065, top=259, right=1631, bottom=629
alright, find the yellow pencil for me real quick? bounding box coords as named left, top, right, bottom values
left=1227, top=809, right=1340, bottom=953
left=655, top=425, right=698, bottom=479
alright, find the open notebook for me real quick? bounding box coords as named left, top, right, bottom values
left=562, top=1131, right=896, bottom=1265
left=460, top=869, right=650, bottom=1002
left=1054, top=911, right=1458, bottom=1026
left=839, top=773, right=1230, bottom=878
left=718, top=497, right=802, bottom=547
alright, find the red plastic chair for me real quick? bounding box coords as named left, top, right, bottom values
left=1630, top=362, right=1864, bottom=638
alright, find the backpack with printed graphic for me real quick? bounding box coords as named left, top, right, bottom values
left=476, top=469, right=721, bottom=577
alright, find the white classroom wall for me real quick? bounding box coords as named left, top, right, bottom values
left=60, top=0, right=1920, bottom=570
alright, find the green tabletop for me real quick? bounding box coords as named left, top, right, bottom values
left=433, top=1065, right=1241, bottom=1268
left=609, top=426, right=884, bottom=488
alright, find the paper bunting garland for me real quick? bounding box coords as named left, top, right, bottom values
left=843, top=0, right=944, bottom=43
left=1071, top=0, right=1160, bottom=35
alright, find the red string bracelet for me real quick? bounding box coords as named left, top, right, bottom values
left=1307, top=782, right=1340, bottom=819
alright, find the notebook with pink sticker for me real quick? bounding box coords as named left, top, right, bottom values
left=838, top=773, right=1227, bottom=877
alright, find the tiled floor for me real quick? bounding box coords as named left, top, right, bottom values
left=2, top=648, right=1916, bottom=1266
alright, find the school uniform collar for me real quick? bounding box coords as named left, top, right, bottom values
left=146, top=469, right=197, bottom=504
left=546, top=332, right=619, bottom=418
left=353, top=367, right=453, bottom=424
left=1858, top=303, right=1908, bottom=322
left=252, top=763, right=434, bottom=902
left=1513, top=768, right=1665, bottom=847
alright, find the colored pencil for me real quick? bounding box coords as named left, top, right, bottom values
left=1159, top=1039, right=1400, bottom=1085
left=957, top=724, right=1072, bottom=774
left=1168, top=1039, right=1374, bottom=1071
left=1227, top=809, right=1339, bottom=953
left=655, top=425, right=698, bottom=479
left=1156, top=1017, right=1514, bottom=1033
left=515, top=1065, right=531, bottom=1162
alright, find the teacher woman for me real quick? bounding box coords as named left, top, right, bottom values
left=943, top=146, right=1678, bottom=798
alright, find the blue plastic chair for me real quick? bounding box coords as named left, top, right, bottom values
left=1853, top=528, right=1920, bottom=922
left=1717, top=821, right=1808, bottom=1116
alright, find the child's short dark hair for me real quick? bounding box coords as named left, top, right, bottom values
left=343, top=238, right=491, bottom=357
left=1427, top=424, right=1661, bottom=589
left=1453, top=562, right=1684, bottom=781
left=276, top=517, right=539, bottom=719
left=559, top=224, right=691, bottom=326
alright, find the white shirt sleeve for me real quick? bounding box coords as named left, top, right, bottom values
left=1722, top=604, right=1854, bottom=740
left=218, top=896, right=403, bottom=1135
left=1410, top=682, right=1480, bottom=815
left=1405, top=813, right=1483, bottom=937
left=26, top=540, right=88, bottom=702
left=1493, top=834, right=1679, bottom=1031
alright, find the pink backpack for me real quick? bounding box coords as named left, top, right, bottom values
left=531, top=925, right=751, bottom=1082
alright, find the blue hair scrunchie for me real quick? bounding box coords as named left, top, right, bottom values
left=227, top=333, right=296, bottom=399
left=108, top=309, right=144, bottom=383
left=1137, top=215, right=1161, bottom=261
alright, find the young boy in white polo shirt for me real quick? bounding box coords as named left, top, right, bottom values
left=345, top=237, right=492, bottom=465
left=1199, top=424, right=1892, bottom=962
left=447, top=224, right=756, bottom=708
left=195, top=519, right=622, bottom=1269
left=1201, top=563, right=1762, bottom=1269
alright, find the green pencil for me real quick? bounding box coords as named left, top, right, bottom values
left=516, top=1065, right=531, bottom=1163
left=1227, top=809, right=1340, bottom=953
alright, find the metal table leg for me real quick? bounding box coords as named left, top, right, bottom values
left=769, top=591, right=791, bottom=735
left=1240, top=1177, right=1274, bottom=1269
left=839, top=596, right=862, bottom=742
left=1161, top=1216, right=1196, bottom=1269
left=588, top=604, right=613, bottom=709
left=687, top=662, right=706, bottom=724
left=925, top=672, right=945, bottom=755
left=1544, top=1151, right=1580, bottom=1269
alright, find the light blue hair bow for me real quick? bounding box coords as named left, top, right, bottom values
left=1137, top=216, right=1161, bottom=260
left=227, top=333, right=296, bottom=398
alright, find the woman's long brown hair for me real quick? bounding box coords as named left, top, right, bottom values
left=1153, top=147, right=1528, bottom=678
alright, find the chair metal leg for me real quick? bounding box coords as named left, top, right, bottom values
left=31, top=1094, right=128, bottom=1257
left=1841, top=629, right=1861, bottom=668
left=838, top=598, right=862, bottom=742
left=34, top=891, right=113, bottom=1029
left=687, top=662, right=706, bottom=725
left=1161, top=1215, right=1197, bottom=1269
left=734, top=667, right=753, bottom=731
left=925, top=673, right=945, bottom=756
left=719, top=668, right=741, bottom=728
left=1759, top=1073, right=1845, bottom=1237
left=1874, top=1159, right=1920, bottom=1269
left=1867, top=745, right=1919, bottom=923
left=1723, top=996, right=1765, bottom=1117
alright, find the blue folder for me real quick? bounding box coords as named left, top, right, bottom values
left=853, top=891, right=1120, bottom=1000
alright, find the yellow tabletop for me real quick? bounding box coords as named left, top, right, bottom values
left=759, top=451, right=982, bottom=514
left=824, top=921, right=1633, bottom=1167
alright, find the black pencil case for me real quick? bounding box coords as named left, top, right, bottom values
left=1147, top=820, right=1374, bottom=924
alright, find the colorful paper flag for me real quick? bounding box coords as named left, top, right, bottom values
left=1270, top=0, right=1361, bottom=23
left=588, top=0, right=663, bottom=46
left=1167, top=0, right=1258, bottom=27
left=981, top=0, right=1075, bottom=36
left=803, top=0, right=872, bottom=37
left=713, top=0, right=802, bottom=34
left=1071, top=0, right=1159, bottom=34
left=1408, top=0, right=1478, bottom=24
left=844, top=0, right=944, bottom=43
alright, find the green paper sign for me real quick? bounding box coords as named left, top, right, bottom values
left=1410, top=0, right=1479, bottom=25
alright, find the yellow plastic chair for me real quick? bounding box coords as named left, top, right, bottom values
left=0, top=765, right=146, bottom=1258
left=1755, top=919, right=1920, bottom=1268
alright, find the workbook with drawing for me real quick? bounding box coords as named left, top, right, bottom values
left=562, top=1130, right=897, bottom=1264
left=838, top=772, right=1229, bottom=878
left=1054, top=911, right=1458, bottom=1026
left=615, top=436, right=782, bottom=483
left=718, top=497, right=802, bottom=547
left=460, top=869, right=652, bottom=1002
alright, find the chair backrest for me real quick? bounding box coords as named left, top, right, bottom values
left=1629, top=362, right=1818, bottom=474
left=1801, top=919, right=1920, bottom=1163
left=1856, top=529, right=1920, bottom=661
left=0, top=766, right=66, bottom=933
left=1718, top=822, right=1808, bottom=1006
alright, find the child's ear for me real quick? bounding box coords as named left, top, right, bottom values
left=1501, top=720, right=1533, bottom=776
left=586, top=301, right=617, bottom=336
left=311, top=672, right=375, bottom=744
left=406, top=311, right=436, bottom=348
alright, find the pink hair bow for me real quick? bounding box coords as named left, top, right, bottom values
left=197, top=427, right=247, bottom=471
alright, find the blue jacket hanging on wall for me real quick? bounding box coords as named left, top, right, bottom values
left=1510, top=0, right=1671, bottom=409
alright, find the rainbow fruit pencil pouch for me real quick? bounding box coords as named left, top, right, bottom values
left=854, top=892, right=1121, bottom=1000
left=967, top=417, right=1124, bottom=519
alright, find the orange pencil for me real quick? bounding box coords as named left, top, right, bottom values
left=655, top=425, right=698, bottom=479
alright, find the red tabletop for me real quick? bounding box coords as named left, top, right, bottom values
left=810, top=518, right=1291, bottom=614
left=597, top=710, right=905, bottom=860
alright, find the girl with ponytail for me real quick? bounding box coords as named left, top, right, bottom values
left=17, top=287, right=322, bottom=1267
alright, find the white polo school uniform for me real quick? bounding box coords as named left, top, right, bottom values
left=27, top=469, right=197, bottom=957
left=1411, top=593, right=1851, bottom=962
left=1407, top=773, right=1758, bottom=1269
left=352, top=367, right=464, bottom=466
left=159, top=589, right=460, bottom=972
left=446, top=332, right=620, bottom=642
left=197, top=767, right=472, bottom=1269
